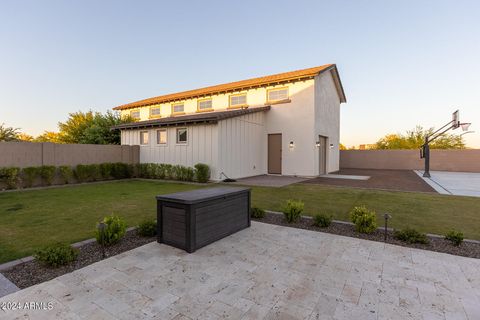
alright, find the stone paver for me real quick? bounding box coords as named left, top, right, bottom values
left=1, top=222, right=479, bottom=319
left=0, top=274, right=19, bottom=297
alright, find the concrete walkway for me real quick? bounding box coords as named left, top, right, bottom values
left=1, top=222, right=479, bottom=319
left=416, top=170, right=480, bottom=197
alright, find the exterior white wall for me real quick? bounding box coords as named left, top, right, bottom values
left=264, top=80, right=317, bottom=176
left=217, top=111, right=266, bottom=180
left=121, top=125, right=220, bottom=179
left=314, top=71, right=341, bottom=173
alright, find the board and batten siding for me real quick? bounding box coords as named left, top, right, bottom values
left=217, top=111, right=266, bottom=179
left=121, top=125, right=219, bottom=179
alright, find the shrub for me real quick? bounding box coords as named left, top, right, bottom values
left=394, top=228, right=429, bottom=244
left=349, top=206, right=370, bottom=224
left=59, top=166, right=73, bottom=184
left=349, top=206, right=378, bottom=234
left=86, top=164, right=101, bottom=181
left=137, top=220, right=157, bottom=237
left=22, top=166, right=40, bottom=188
left=194, top=163, right=210, bottom=183
left=251, top=207, right=266, bottom=219
left=99, top=163, right=113, bottom=179
left=313, top=213, right=332, bottom=228
left=75, top=164, right=89, bottom=182
left=111, top=163, right=132, bottom=179
left=40, top=165, right=56, bottom=186
left=0, top=167, right=21, bottom=189
left=95, top=215, right=127, bottom=246
left=283, top=199, right=304, bottom=223
left=164, top=164, right=174, bottom=179
left=445, top=230, right=464, bottom=246
left=34, top=243, right=78, bottom=267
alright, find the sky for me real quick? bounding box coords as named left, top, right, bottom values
left=0, top=0, right=479, bottom=147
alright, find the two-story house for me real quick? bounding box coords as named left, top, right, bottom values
left=113, top=64, right=346, bottom=180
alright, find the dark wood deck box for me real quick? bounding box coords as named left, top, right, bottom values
left=156, top=187, right=251, bottom=253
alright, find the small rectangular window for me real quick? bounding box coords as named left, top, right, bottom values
left=229, top=94, right=247, bottom=108
left=176, top=128, right=188, bottom=144
left=140, top=131, right=149, bottom=145
left=156, top=129, right=167, bottom=144
left=172, top=103, right=184, bottom=114
left=198, top=99, right=212, bottom=111
left=267, top=87, right=289, bottom=102
left=150, top=106, right=161, bottom=118
left=130, top=110, right=140, bottom=120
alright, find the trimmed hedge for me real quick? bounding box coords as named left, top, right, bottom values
left=137, top=163, right=210, bottom=183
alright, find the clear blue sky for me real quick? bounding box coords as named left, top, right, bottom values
left=1, top=0, right=479, bottom=147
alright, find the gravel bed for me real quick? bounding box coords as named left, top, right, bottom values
left=2, top=230, right=155, bottom=289
left=254, top=212, right=480, bottom=259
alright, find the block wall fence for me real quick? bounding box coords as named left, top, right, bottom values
left=0, top=142, right=140, bottom=168
left=340, top=149, right=480, bottom=172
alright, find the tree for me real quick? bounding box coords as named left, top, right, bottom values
left=374, top=126, right=465, bottom=150
left=339, top=143, right=347, bottom=150
left=0, top=123, right=20, bottom=141
left=17, top=133, right=34, bottom=141
left=34, top=131, right=63, bottom=143
left=57, top=110, right=133, bottom=145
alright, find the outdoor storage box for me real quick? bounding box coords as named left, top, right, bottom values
left=156, top=187, right=251, bottom=253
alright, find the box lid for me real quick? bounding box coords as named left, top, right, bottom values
left=156, top=187, right=250, bottom=204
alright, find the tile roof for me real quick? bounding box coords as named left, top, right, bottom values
left=114, top=64, right=344, bottom=110
left=111, top=106, right=271, bottom=130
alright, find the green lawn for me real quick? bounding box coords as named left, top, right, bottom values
left=1, top=180, right=479, bottom=263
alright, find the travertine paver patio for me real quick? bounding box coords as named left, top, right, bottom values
left=1, top=222, right=479, bottom=320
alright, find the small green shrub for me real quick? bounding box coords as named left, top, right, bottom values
left=349, top=206, right=378, bottom=234
left=313, top=213, right=332, bottom=228
left=40, top=165, right=56, bottom=186
left=22, top=166, right=40, bottom=188
left=251, top=207, right=266, bottom=219
left=194, top=163, right=210, bottom=183
left=137, top=220, right=157, bottom=237
left=0, top=167, right=21, bottom=189
left=111, top=163, right=131, bottom=179
left=445, top=230, right=464, bottom=246
left=34, top=243, right=78, bottom=267
left=75, top=164, right=89, bottom=182
left=59, top=166, right=73, bottom=184
left=95, top=215, right=127, bottom=246
left=283, top=199, right=304, bottom=223
left=99, top=163, right=113, bottom=179
left=394, top=228, right=429, bottom=244
left=88, top=164, right=102, bottom=181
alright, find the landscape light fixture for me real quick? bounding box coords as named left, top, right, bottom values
left=383, top=213, right=391, bottom=242
left=420, top=109, right=472, bottom=178
left=98, top=222, right=106, bottom=259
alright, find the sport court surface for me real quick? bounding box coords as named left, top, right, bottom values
left=2, top=222, right=479, bottom=320
left=416, top=170, right=480, bottom=197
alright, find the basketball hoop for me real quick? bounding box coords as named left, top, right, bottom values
left=460, top=123, right=471, bottom=131
left=452, top=110, right=460, bottom=129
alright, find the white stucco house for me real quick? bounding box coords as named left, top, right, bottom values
left=113, top=64, right=346, bottom=180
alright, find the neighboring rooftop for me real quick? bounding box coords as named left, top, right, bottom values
left=114, top=64, right=346, bottom=110
left=111, top=106, right=271, bottom=130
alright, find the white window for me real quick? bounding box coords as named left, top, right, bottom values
left=172, top=103, right=184, bottom=114
left=267, top=87, right=289, bottom=102
left=156, top=129, right=167, bottom=144
left=176, top=128, right=188, bottom=144
left=140, top=131, right=149, bottom=145
left=150, top=106, right=161, bottom=118
left=130, top=110, right=140, bottom=119
left=198, top=99, right=212, bottom=111
left=229, top=94, right=247, bottom=108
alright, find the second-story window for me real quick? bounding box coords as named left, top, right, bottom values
left=172, top=103, right=184, bottom=114
left=267, top=87, right=289, bottom=102
left=229, top=93, right=247, bottom=108
left=130, top=110, right=140, bottom=120
left=197, top=98, right=212, bottom=111
left=150, top=106, right=161, bottom=118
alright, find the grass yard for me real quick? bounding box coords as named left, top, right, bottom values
left=1, top=179, right=479, bottom=263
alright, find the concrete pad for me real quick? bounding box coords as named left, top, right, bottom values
left=0, top=273, right=19, bottom=297
left=318, top=174, right=370, bottom=180
left=416, top=170, right=480, bottom=197
left=229, top=175, right=309, bottom=187
left=1, top=222, right=479, bottom=319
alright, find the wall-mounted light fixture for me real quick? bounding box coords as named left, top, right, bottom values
left=315, top=141, right=320, bottom=148
left=329, top=144, right=334, bottom=149
left=289, top=141, right=294, bottom=149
